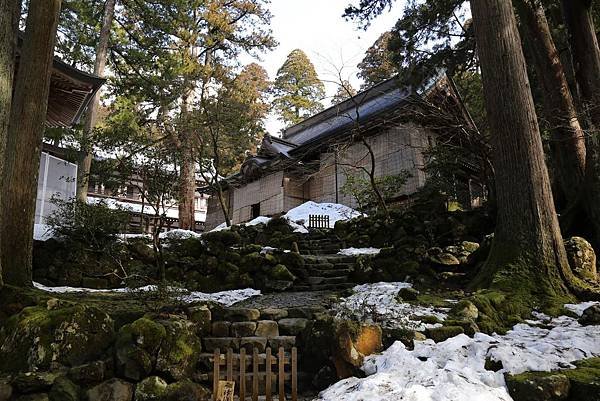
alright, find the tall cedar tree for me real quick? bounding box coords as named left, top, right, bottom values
left=562, top=0, right=600, bottom=256
left=76, top=0, right=116, bottom=201
left=1, top=0, right=62, bottom=286
left=273, top=49, right=325, bottom=127
left=513, top=0, right=586, bottom=216
left=357, top=31, right=398, bottom=89
left=469, top=0, right=580, bottom=304
left=0, top=0, right=20, bottom=287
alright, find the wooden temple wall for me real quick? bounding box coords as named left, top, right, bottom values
left=308, top=122, right=434, bottom=209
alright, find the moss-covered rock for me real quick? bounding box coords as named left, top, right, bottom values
left=0, top=304, right=114, bottom=373
left=48, top=377, right=80, bottom=401
left=450, top=300, right=479, bottom=320
left=115, top=317, right=167, bottom=381
left=506, top=372, right=571, bottom=401
left=564, top=237, right=597, bottom=282
left=267, top=264, right=296, bottom=282
left=87, top=378, right=134, bottom=401
left=135, top=376, right=167, bottom=401
left=155, top=317, right=201, bottom=381
left=163, top=380, right=210, bottom=401
left=425, top=326, right=464, bottom=342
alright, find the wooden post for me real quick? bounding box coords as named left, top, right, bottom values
left=278, top=347, right=285, bottom=401
left=292, top=347, right=298, bottom=401
left=252, top=347, right=259, bottom=401
left=213, top=348, right=220, bottom=401
left=265, top=347, right=272, bottom=401
left=240, top=348, right=246, bottom=401
left=226, top=348, right=233, bottom=382
left=216, top=381, right=235, bottom=401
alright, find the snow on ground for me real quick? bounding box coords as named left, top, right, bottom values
left=318, top=303, right=600, bottom=401
left=334, top=282, right=447, bottom=331
left=564, top=300, right=600, bottom=316
left=33, top=282, right=259, bottom=307
left=338, top=247, right=381, bottom=256
left=210, top=201, right=363, bottom=233
left=283, top=201, right=363, bottom=228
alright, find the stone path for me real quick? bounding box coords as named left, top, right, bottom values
left=235, top=290, right=339, bottom=309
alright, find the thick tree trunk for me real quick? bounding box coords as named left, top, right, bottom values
left=178, top=144, right=196, bottom=230
left=562, top=0, right=600, bottom=255
left=1, top=0, right=62, bottom=286
left=514, top=0, right=586, bottom=215
left=76, top=0, right=116, bottom=202
left=0, top=0, right=20, bottom=288
left=470, top=0, right=573, bottom=302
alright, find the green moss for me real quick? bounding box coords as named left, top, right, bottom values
left=49, top=377, right=80, bottom=401
left=130, top=317, right=166, bottom=354
left=420, top=315, right=442, bottom=325
left=268, top=264, right=296, bottom=281
left=426, top=326, right=464, bottom=342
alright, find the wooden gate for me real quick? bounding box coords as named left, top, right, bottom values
left=308, top=214, right=330, bottom=229
left=213, top=347, right=297, bottom=401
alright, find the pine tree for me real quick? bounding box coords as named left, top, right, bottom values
left=357, top=31, right=397, bottom=89
left=273, top=49, right=325, bottom=127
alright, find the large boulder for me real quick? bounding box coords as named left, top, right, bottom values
left=506, top=372, right=570, bottom=401
left=115, top=317, right=166, bottom=381
left=134, top=376, right=167, bottom=401
left=0, top=304, right=114, bottom=373
left=87, top=378, right=134, bottom=401
left=48, top=377, right=80, bottom=401
left=579, top=305, right=600, bottom=326
left=564, top=237, right=597, bottom=282
left=163, top=380, right=210, bottom=401
left=155, top=317, right=202, bottom=381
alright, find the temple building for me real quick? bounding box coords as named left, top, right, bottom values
left=203, top=74, right=481, bottom=230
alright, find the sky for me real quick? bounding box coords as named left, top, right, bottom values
left=241, top=0, right=406, bottom=135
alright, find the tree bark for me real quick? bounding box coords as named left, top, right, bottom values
left=514, top=0, right=586, bottom=215
left=76, top=0, right=116, bottom=202
left=178, top=143, right=196, bottom=230
left=1, top=0, right=62, bottom=286
left=561, top=0, right=600, bottom=255
left=470, top=0, right=574, bottom=302
left=0, top=0, right=20, bottom=288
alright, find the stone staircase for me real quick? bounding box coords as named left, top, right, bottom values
left=290, top=235, right=357, bottom=291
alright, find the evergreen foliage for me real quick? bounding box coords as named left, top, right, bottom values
left=273, top=49, right=325, bottom=127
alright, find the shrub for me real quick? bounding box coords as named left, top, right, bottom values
left=46, top=198, right=129, bottom=250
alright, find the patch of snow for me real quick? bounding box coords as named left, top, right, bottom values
left=159, top=229, right=202, bottom=240
left=246, top=216, right=271, bottom=226
left=338, top=247, right=381, bottom=256
left=33, top=282, right=259, bottom=307
left=334, top=282, right=447, bottom=331
left=182, top=288, right=261, bottom=306
left=318, top=303, right=600, bottom=401
left=564, top=301, right=599, bottom=316
left=283, top=201, right=363, bottom=227
left=210, top=222, right=230, bottom=232
left=33, top=224, right=53, bottom=241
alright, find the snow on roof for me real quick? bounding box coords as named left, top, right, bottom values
left=88, top=196, right=206, bottom=222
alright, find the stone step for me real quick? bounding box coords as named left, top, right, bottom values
left=211, top=320, right=279, bottom=338
left=292, top=282, right=355, bottom=292
left=306, top=276, right=349, bottom=285
left=307, top=268, right=352, bottom=277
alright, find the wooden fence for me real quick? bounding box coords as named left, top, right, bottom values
left=308, top=214, right=330, bottom=229
left=213, top=347, right=297, bottom=401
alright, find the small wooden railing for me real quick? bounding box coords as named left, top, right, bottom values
left=213, top=347, right=297, bottom=401
left=308, top=214, right=330, bottom=229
